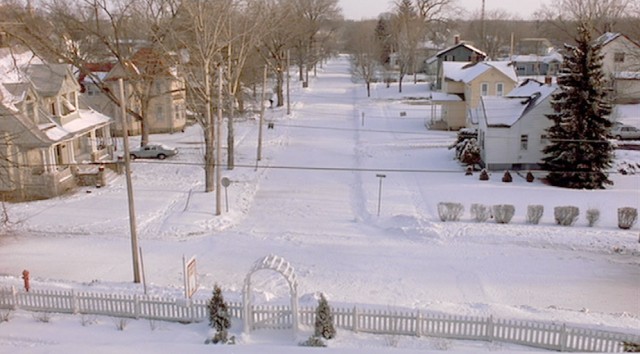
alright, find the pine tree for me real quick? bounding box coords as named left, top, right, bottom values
left=541, top=25, right=614, bottom=189
left=314, top=293, right=336, bottom=340
left=208, top=284, right=231, bottom=344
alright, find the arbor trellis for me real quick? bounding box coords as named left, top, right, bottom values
left=243, top=254, right=299, bottom=336
left=541, top=25, right=614, bottom=189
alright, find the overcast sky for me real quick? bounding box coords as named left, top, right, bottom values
left=340, top=0, right=550, bottom=20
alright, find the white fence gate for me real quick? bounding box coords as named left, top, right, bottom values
left=1, top=286, right=638, bottom=352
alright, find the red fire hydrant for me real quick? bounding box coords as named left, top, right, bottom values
left=22, top=269, right=30, bottom=292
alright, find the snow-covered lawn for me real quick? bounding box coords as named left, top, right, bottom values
left=0, top=56, right=639, bottom=352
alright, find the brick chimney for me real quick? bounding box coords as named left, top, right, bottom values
left=544, top=76, right=553, bottom=85
left=454, top=35, right=460, bottom=45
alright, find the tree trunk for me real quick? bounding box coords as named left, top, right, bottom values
left=276, top=69, right=285, bottom=107
left=204, top=71, right=215, bottom=193
left=366, top=81, right=371, bottom=97
left=227, top=97, right=235, bottom=170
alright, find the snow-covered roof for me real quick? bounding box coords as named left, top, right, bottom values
left=43, top=109, right=112, bottom=141
left=482, top=80, right=557, bottom=127
left=595, top=32, right=622, bottom=47
left=507, top=79, right=557, bottom=98
left=511, top=52, right=563, bottom=64
left=430, top=92, right=463, bottom=102
left=443, top=61, right=518, bottom=84
left=433, top=42, right=486, bottom=59
left=615, top=71, right=640, bottom=80
left=26, top=64, right=76, bottom=97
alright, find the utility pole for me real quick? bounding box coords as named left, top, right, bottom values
left=119, top=78, right=141, bottom=284
left=257, top=65, right=267, bottom=164
left=216, top=66, right=223, bottom=216
left=481, top=0, right=486, bottom=51
left=286, top=50, right=291, bottom=116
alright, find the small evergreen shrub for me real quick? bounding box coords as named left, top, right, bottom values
left=623, top=341, right=640, bottom=352
left=465, top=166, right=473, bottom=176
left=208, top=284, right=233, bottom=344
left=479, top=169, right=489, bottom=181
left=299, top=336, right=327, bottom=347
left=554, top=206, right=579, bottom=226
left=586, top=208, right=600, bottom=227
left=526, top=171, right=535, bottom=183
left=618, top=207, right=638, bottom=230
left=314, top=294, right=336, bottom=340
left=502, top=171, right=513, bottom=183
left=527, top=205, right=544, bottom=225
left=437, top=203, right=464, bottom=222
left=492, top=205, right=515, bottom=224
left=470, top=204, right=491, bottom=222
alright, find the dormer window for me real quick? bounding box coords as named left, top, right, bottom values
left=61, top=94, right=76, bottom=115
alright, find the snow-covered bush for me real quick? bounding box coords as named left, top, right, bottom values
left=437, top=203, right=464, bottom=222
left=586, top=208, right=600, bottom=227
left=470, top=204, right=491, bottom=222
left=554, top=206, right=579, bottom=226
left=618, top=207, right=638, bottom=230
left=527, top=205, right=544, bottom=225
left=502, top=171, right=512, bottom=183
left=314, top=293, right=336, bottom=340
left=492, top=205, right=515, bottom=224
left=460, top=139, right=481, bottom=167
left=299, top=336, right=327, bottom=347
left=0, top=310, right=12, bottom=323
left=465, top=166, right=473, bottom=176
left=207, top=284, right=233, bottom=344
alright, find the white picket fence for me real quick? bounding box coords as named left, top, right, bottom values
left=1, top=286, right=638, bottom=352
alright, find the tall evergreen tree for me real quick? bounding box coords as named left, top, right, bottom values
left=541, top=25, right=614, bottom=189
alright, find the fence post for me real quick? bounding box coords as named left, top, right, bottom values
left=71, top=290, right=79, bottom=314
left=352, top=306, right=359, bottom=333
left=415, top=310, right=422, bottom=337
left=134, top=294, right=141, bottom=319
left=486, top=315, right=495, bottom=341
left=11, top=286, right=18, bottom=310
left=560, top=324, right=568, bottom=352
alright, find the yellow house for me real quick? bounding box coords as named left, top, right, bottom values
left=429, top=61, right=518, bottom=130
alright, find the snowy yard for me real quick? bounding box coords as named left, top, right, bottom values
left=0, top=56, right=639, bottom=353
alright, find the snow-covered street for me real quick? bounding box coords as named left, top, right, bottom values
left=1, top=55, right=639, bottom=352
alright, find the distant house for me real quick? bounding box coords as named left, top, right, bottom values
left=0, top=47, right=114, bottom=201
left=426, top=39, right=487, bottom=90
left=517, top=38, right=554, bottom=57
left=595, top=32, right=640, bottom=103
left=100, top=47, right=187, bottom=136
left=477, top=79, right=558, bottom=171
left=511, top=52, right=562, bottom=77
left=428, top=61, right=518, bottom=131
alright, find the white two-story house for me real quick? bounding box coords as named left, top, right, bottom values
left=0, top=47, right=114, bottom=201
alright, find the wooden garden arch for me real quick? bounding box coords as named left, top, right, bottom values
left=243, top=254, right=299, bottom=336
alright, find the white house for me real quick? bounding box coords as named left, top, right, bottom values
left=477, top=79, right=558, bottom=171
left=0, top=47, right=114, bottom=201
left=595, top=32, right=640, bottom=103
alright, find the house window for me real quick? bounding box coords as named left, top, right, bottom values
left=614, top=52, right=625, bottom=63
left=540, top=134, right=548, bottom=144
left=496, top=83, right=504, bottom=96
left=157, top=105, right=163, bottom=120
left=481, top=82, right=489, bottom=96
left=521, top=135, right=529, bottom=150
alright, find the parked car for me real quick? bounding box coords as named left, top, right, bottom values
left=610, top=125, right=640, bottom=140
left=129, top=143, right=178, bottom=160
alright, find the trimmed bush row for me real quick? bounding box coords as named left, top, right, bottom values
left=436, top=203, right=638, bottom=229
